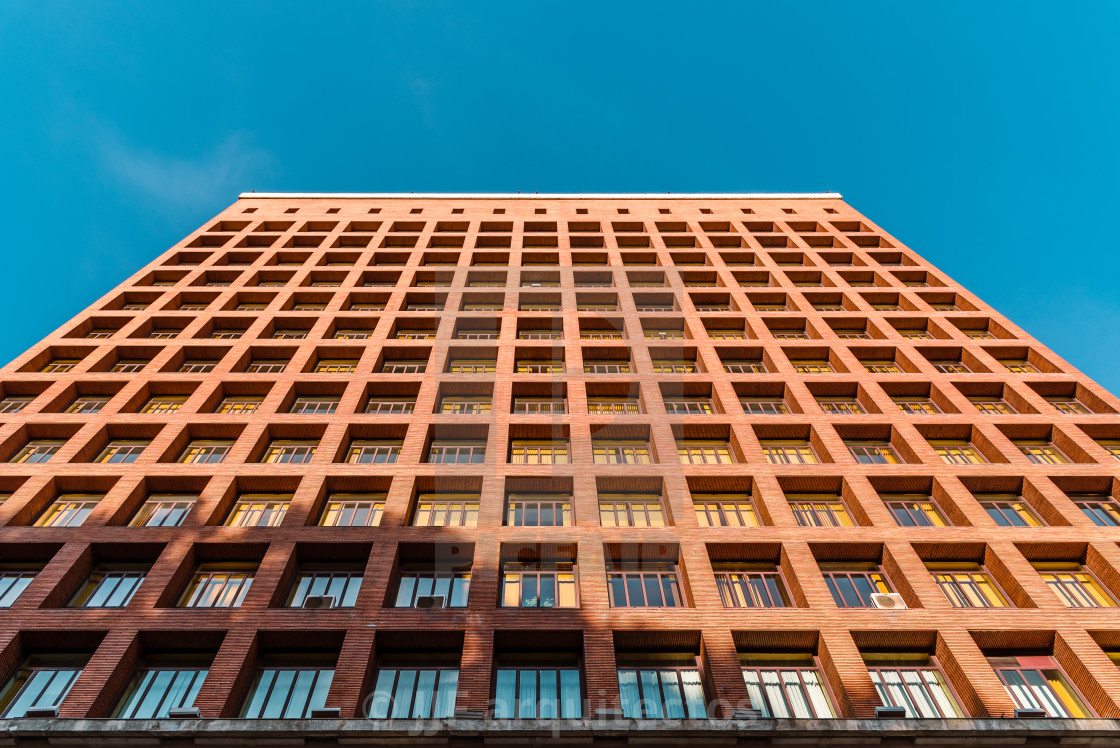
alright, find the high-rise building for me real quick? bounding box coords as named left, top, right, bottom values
left=0, top=192, right=1117, bottom=744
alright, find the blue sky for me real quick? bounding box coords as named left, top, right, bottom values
left=1, top=2, right=1118, bottom=391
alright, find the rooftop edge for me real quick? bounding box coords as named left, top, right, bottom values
left=237, top=192, right=843, bottom=200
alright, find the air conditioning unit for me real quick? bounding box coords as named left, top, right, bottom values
left=302, top=595, right=336, bottom=610
left=415, top=595, right=446, bottom=610
left=871, top=593, right=907, bottom=610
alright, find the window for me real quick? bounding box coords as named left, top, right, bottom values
left=95, top=440, right=149, bottom=464
left=847, top=441, right=902, bottom=465
left=1000, top=359, right=1039, bottom=374
left=664, top=398, right=712, bottom=415
left=11, top=440, right=64, bottom=464
left=412, top=494, right=479, bottom=527
left=286, top=567, right=363, bottom=607
left=819, top=399, right=863, bottom=415
left=930, top=440, right=986, bottom=465
left=512, top=397, right=566, bottom=414
left=261, top=440, right=316, bottom=464
left=272, top=329, right=308, bottom=339
left=863, top=361, right=902, bottom=374
left=1047, top=398, right=1089, bottom=415
left=714, top=563, right=791, bottom=608
left=583, top=360, right=629, bottom=374
left=693, top=494, right=758, bottom=527
left=448, top=359, right=496, bottom=374
left=177, top=360, right=215, bottom=374
left=792, top=360, right=834, bottom=374
left=895, top=398, right=940, bottom=415
left=740, top=654, right=834, bottom=718
left=346, top=440, right=401, bottom=464
left=141, top=396, right=186, bottom=414
left=314, top=359, right=357, bottom=374
left=43, top=359, right=81, bottom=373
left=607, top=563, right=682, bottom=607
left=652, top=360, right=696, bottom=374
left=439, top=397, right=491, bottom=414
left=506, top=494, right=572, bottom=526
left=241, top=663, right=333, bottom=719
left=821, top=562, right=893, bottom=607
left=0, top=397, right=32, bottom=414
left=0, top=569, right=37, bottom=607
left=928, top=563, right=1008, bottom=608
left=113, top=661, right=208, bottom=719
left=677, top=440, right=734, bottom=464
left=970, top=397, right=1015, bottom=415
left=216, top=397, right=261, bottom=414
left=740, top=398, right=788, bottom=415
left=179, top=564, right=254, bottom=607
left=864, top=653, right=963, bottom=718
left=1071, top=494, right=1120, bottom=527
left=724, top=359, right=766, bottom=374
left=290, top=397, right=338, bottom=415
left=787, top=494, right=853, bottom=527
left=979, top=495, right=1044, bottom=527
left=599, top=495, right=665, bottom=527
left=510, top=440, right=569, bottom=464
left=501, top=562, right=577, bottom=607
left=1033, top=562, right=1115, bottom=608
left=760, top=440, right=818, bottom=465
left=989, top=656, right=1090, bottom=718
left=69, top=567, right=146, bottom=608
left=333, top=329, right=371, bottom=340
left=320, top=493, right=385, bottom=527
left=883, top=494, right=949, bottom=527
left=395, top=568, right=470, bottom=607
left=617, top=658, right=707, bottom=719
left=586, top=398, right=636, bottom=415
left=226, top=495, right=290, bottom=527
left=131, top=495, right=195, bottom=527
left=369, top=666, right=458, bottom=718
left=366, top=398, right=415, bottom=414
left=0, top=656, right=84, bottom=718
left=591, top=438, right=654, bottom=461
left=427, top=440, right=486, bottom=464
left=1015, top=440, right=1070, bottom=464
left=494, top=665, right=581, bottom=718
left=178, top=440, right=232, bottom=463
left=65, top=396, right=110, bottom=414
left=932, top=361, right=969, bottom=374
left=35, top=494, right=100, bottom=527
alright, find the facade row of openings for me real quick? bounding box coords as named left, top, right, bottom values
left=3, top=376, right=1106, bottom=418
left=11, top=477, right=1120, bottom=531
left=0, top=632, right=1103, bottom=720
left=1, top=540, right=1118, bottom=613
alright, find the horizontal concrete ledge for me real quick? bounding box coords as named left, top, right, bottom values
left=236, top=192, right=844, bottom=200
left=0, top=718, right=1117, bottom=746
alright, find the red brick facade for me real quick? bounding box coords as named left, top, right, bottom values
left=0, top=192, right=1118, bottom=729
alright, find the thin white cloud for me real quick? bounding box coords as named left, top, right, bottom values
left=92, top=127, right=274, bottom=209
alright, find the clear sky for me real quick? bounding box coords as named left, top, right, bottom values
left=1, top=2, right=1118, bottom=391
